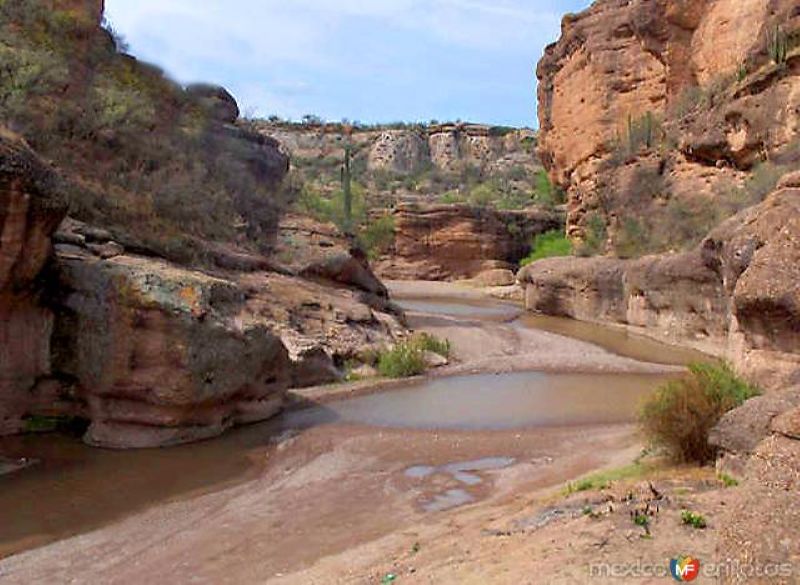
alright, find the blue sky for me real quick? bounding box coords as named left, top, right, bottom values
left=105, top=1, right=592, bottom=127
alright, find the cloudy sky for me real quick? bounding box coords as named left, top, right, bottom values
left=105, top=0, right=592, bottom=127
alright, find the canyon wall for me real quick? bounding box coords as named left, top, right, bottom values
left=0, top=131, right=405, bottom=448
left=519, top=171, right=800, bottom=389
left=376, top=203, right=563, bottom=281
left=0, top=3, right=407, bottom=448
left=538, top=0, right=800, bottom=247
left=262, top=123, right=537, bottom=177
left=529, top=0, right=800, bottom=386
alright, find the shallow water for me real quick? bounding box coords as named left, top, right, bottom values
left=397, top=297, right=521, bottom=321
left=518, top=313, right=710, bottom=367
left=308, top=371, right=672, bottom=430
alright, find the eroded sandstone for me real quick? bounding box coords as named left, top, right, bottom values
left=376, top=202, right=563, bottom=280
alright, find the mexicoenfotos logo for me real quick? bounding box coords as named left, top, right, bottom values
left=670, top=556, right=701, bottom=582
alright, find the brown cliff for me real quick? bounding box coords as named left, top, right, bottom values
left=519, top=171, right=800, bottom=389
left=538, top=0, right=800, bottom=249
left=0, top=132, right=70, bottom=434
left=375, top=203, right=563, bottom=281
left=0, top=2, right=406, bottom=448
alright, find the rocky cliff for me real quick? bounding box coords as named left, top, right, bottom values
left=262, top=122, right=537, bottom=177
left=0, top=2, right=406, bottom=448
left=519, top=171, right=800, bottom=389
left=527, top=4, right=800, bottom=574
left=0, top=131, right=405, bottom=448
left=538, top=0, right=800, bottom=252
left=257, top=121, right=546, bottom=212
left=375, top=203, right=563, bottom=281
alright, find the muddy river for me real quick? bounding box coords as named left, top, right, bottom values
left=0, top=293, right=703, bottom=563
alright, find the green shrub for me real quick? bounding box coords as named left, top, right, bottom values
left=681, top=510, right=708, bottom=529
left=359, top=215, right=395, bottom=260
left=521, top=230, right=573, bottom=265
left=640, top=362, right=761, bottom=464
left=377, top=342, right=427, bottom=378
left=468, top=183, right=498, bottom=207
left=376, top=333, right=450, bottom=378
left=412, top=332, right=451, bottom=357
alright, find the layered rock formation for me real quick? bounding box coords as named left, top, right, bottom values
left=0, top=147, right=404, bottom=448
left=0, top=0, right=408, bottom=447
left=262, top=122, right=537, bottom=177
left=519, top=171, right=800, bottom=389
left=537, top=0, right=800, bottom=245
left=375, top=203, right=563, bottom=281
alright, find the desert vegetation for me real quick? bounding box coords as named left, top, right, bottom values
left=640, top=363, right=760, bottom=464
left=376, top=333, right=451, bottom=378
left=0, top=0, right=290, bottom=264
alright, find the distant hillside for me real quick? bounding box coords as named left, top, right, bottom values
left=253, top=120, right=558, bottom=211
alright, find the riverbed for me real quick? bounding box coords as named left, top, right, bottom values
left=0, top=282, right=704, bottom=583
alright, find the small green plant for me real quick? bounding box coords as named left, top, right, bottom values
left=681, top=510, right=708, bottom=529
left=736, top=61, right=748, bottom=82
left=767, top=24, right=788, bottom=65
left=633, top=513, right=650, bottom=528
left=521, top=230, right=573, bottom=265
left=563, top=462, right=654, bottom=496
left=411, top=542, right=421, bottom=554
left=378, top=343, right=426, bottom=378
left=412, top=332, right=451, bottom=358
left=576, top=213, right=607, bottom=257
left=718, top=473, right=739, bottom=488
left=359, top=215, right=395, bottom=260
left=641, top=362, right=761, bottom=464
left=376, top=333, right=451, bottom=378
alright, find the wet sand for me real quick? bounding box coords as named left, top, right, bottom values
left=0, top=281, right=701, bottom=583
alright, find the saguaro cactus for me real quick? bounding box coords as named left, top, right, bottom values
left=341, top=142, right=353, bottom=233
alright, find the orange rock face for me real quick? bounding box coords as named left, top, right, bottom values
left=537, top=0, right=800, bottom=242
left=374, top=203, right=563, bottom=281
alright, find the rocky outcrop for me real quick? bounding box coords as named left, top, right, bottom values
left=537, top=0, right=800, bottom=245
left=0, top=213, right=406, bottom=447
left=0, top=131, right=70, bottom=434
left=0, top=133, right=405, bottom=448
left=261, top=122, right=537, bottom=177
left=518, top=172, right=800, bottom=389
left=367, top=124, right=537, bottom=175
left=52, top=247, right=291, bottom=449
left=376, top=203, right=563, bottom=281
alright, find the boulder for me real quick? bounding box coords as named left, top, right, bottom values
left=301, top=252, right=388, bottom=298
left=52, top=250, right=291, bottom=448
left=186, top=83, right=240, bottom=124
left=471, top=269, right=516, bottom=288
left=0, top=130, right=70, bottom=434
